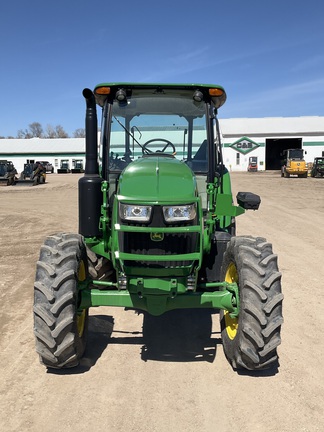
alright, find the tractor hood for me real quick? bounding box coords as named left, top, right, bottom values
left=117, top=156, right=197, bottom=204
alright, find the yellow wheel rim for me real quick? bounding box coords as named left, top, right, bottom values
left=78, top=260, right=86, bottom=282
left=77, top=310, right=86, bottom=337
left=224, top=262, right=239, bottom=340
left=77, top=260, right=87, bottom=337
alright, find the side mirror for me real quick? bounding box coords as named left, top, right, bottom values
left=237, top=192, right=261, bottom=210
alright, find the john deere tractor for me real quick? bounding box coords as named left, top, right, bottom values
left=310, top=157, right=324, bottom=177
left=33, top=83, right=283, bottom=371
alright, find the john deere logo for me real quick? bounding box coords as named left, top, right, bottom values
left=151, top=232, right=164, bottom=242
left=230, top=137, right=260, bottom=155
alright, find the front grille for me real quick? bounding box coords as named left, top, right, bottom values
left=118, top=205, right=199, bottom=268
left=121, top=231, right=198, bottom=268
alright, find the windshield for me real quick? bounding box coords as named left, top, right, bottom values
left=288, top=149, right=304, bottom=159
left=105, top=90, right=209, bottom=173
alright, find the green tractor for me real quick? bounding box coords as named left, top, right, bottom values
left=310, top=157, right=324, bottom=177
left=33, top=83, right=283, bottom=371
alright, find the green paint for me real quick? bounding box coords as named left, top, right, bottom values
left=79, top=282, right=239, bottom=317
left=78, top=82, right=250, bottom=317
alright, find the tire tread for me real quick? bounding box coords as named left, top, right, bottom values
left=220, top=236, right=283, bottom=371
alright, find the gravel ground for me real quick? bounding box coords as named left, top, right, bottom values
left=0, top=171, right=323, bottom=432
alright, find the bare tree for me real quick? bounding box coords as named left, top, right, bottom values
left=29, top=122, right=43, bottom=138
left=43, top=124, right=69, bottom=138
left=17, top=129, right=32, bottom=139
left=73, top=128, right=85, bottom=138
left=17, top=122, right=42, bottom=138
left=55, top=125, right=69, bottom=138
left=45, top=124, right=57, bottom=138
left=16, top=122, right=70, bottom=139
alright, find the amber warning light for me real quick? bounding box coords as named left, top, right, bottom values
left=209, top=88, right=224, bottom=97
left=95, top=87, right=111, bottom=95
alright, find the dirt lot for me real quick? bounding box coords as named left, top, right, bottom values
left=0, top=171, right=323, bottom=432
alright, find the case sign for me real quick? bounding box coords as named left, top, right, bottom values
left=230, top=136, right=260, bottom=155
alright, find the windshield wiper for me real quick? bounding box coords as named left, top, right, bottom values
left=113, top=116, right=150, bottom=154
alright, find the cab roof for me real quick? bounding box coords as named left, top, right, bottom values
left=93, top=82, right=227, bottom=109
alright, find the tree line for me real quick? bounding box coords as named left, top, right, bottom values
left=0, top=122, right=85, bottom=139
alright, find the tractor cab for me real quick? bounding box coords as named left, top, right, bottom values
left=95, top=84, right=226, bottom=209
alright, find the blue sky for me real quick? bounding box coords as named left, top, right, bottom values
left=1, top=0, right=324, bottom=137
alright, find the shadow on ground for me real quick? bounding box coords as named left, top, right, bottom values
left=48, top=309, right=221, bottom=375
left=47, top=309, right=280, bottom=376
left=140, top=309, right=219, bottom=362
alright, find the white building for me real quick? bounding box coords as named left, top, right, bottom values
left=0, top=138, right=85, bottom=173
left=220, top=116, right=324, bottom=171
left=1, top=116, right=324, bottom=173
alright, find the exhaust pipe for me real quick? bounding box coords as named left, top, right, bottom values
left=82, top=88, right=99, bottom=175
left=79, top=88, right=102, bottom=237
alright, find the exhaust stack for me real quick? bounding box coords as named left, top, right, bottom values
left=82, top=88, right=99, bottom=175
left=78, top=88, right=102, bottom=237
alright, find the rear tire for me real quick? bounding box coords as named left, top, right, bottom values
left=220, top=236, right=283, bottom=370
left=33, top=233, right=89, bottom=369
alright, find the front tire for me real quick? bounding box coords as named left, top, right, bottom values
left=33, top=233, right=89, bottom=369
left=220, top=236, right=283, bottom=370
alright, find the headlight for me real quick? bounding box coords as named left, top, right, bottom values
left=119, top=203, right=152, bottom=222
left=163, top=204, right=196, bottom=222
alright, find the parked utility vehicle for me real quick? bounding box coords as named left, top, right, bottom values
left=0, top=160, right=17, bottom=185
left=281, top=148, right=307, bottom=178
left=71, top=159, right=84, bottom=173
left=33, top=83, right=283, bottom=371
left=310, top=157, right=324, bottom=177
left=20, top=162, right=46, bottom=185
left=57, top=160, right=71, bottom=173
left=36, top=161, right=54, bottom=173
left=248, top=156, right=258, bottom=172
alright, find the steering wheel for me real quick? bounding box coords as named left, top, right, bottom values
left=142, top=138, right=176, bottom=155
